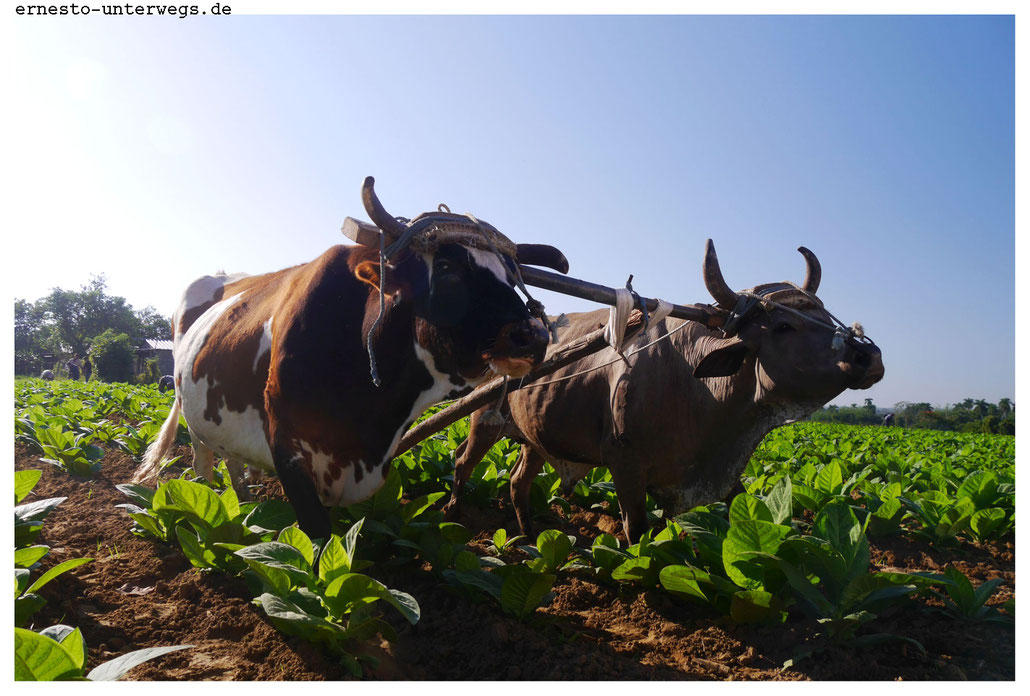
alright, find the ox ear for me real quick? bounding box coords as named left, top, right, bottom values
left=354, top=260, right=418, bottom=299
left=693, top=338, right=752, bottom=379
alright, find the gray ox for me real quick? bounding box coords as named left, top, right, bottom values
left=443, top=240, right=884, bottom=542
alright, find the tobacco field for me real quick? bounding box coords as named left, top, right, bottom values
left=14, top=378, right=1015, bottom=680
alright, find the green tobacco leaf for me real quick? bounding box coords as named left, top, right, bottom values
left=730, top=589, right=787, bottom=624
left=128, top=512, right=168, bottom=541
left=15, top=545, right=50, bottom=569
left=115, top=483, right=156, bottom=509
left=372, top=466, right=403, bottom=516
left=839, top=572, right=917, bottom=614
left=254, top=593, right=342, bottom=641
left=318, top=535, right=352, bottom=585
left=591, top=534, right=629, bottom=572
left=278, top=528, right=314, bottom=567
left=612, top=557, right=655, bottom=585
left=242, top=559, right=292, bottom=596
left=957, top=471, right=999, bottom=509
left=659, top=564, right=719, bottom=603
left=775, top=554, right=833, bottom=617
left=86, top=644, right=193, bottom=681
left=244, top=500, right=296, bottom=533
left=175, top=525, right=217, bottom=570
left=382, top=588, right=421, bottom=625
left=454, top=550, right=481, bottom=572
left=536, top=529, right=574, bottom=572
left=401, top=492, right=446, bottom=524
left=443, top=568, right=504, bottom=599
left=439, top=522, right=472, bottom=545
left=499, top=568, right=556, bottom=618
left=15, top=594, right=48, bottom=627
left=492, top=528, right=508, bottom=550
left=14, top=628, right=82, bottom=681
left=323, top=573, right=384, bottom=619
left=970, top=508, right=1008, bottom=541
left=729, top=494, right=773, bottom=525
left=25, top=557, right=93, bottom=595
left=791, top=482, right=827, bottom=514
left=813, top=501, right=868, bottom=579
left=220, top=487, right=241, bottom=521
left=15, top=470, right=42, bottom=504
left=764, top=476, right=794, bottom=525
left=814, top=461, right=844, bottom=494
left=343, top=518, right=365, bottom=562
left=153, top=479, right=229, bottom=529
left=235, top=542, right=312, bottom=584
left=56, top=627, right=87, bottom=672
left=15, top=496, right=67, bottom=525
left=722, top=520, right=791, bottom=590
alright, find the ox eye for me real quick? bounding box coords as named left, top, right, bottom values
left=773, top=322, right=795, bottom=334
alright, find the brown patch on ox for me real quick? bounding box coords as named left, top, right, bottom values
left=189, top=269, right=300, bottom=432
left=261, top=246, right=434, bottom=486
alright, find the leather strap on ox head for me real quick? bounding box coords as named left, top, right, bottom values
left=358, top=177, right=563, bottom=386
left=703, top=238, right=873, bottom=351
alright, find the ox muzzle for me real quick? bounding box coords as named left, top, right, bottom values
left=840, top=339, right=884, bottom=389
left=484, top=317, right=550, bottom=378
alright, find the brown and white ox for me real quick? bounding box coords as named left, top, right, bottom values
left=134, top=178, right=569, bottom=539
left=445, top=241, right=885, bottom=542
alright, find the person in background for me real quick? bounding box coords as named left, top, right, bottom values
left=82, top=356, right=93, bottom=382
left=67, top=353, right=81, bottom=381
left=882, top=412, right=895, bottom=427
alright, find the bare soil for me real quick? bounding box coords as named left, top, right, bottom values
left=17, top=443, right=1014, bottom=681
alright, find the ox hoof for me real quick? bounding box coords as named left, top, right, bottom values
left=441, top=499, right=461, bottom=522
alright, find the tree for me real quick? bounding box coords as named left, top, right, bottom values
left=973, top=399, right=990, bottom=420
left=135, top=305, right=172, bottom=340
left=89, top=330, right=135, bottom=383
left=34, top=275, right=138, bottom=356
left=14, top=275, right=171, bottom=376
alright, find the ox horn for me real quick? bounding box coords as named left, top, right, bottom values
left=516, top=243, right=570, bottom=274
left=361, top=176, right=408, bottom=245
left=703, top=239, right=739, bottom=310
left=797, top=246, right=821, bottom=295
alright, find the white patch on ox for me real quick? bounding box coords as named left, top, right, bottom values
left=466, top=247, right=511, bottom=286
left=174, top=273, right=249, bottom=344
left=294, top=440, right=384, bottom=508
left=378, top=341, right=481, bottom=485
left=423, top=247, right=510, bottom=288
left=253, top=315, right=273, bottom=373
left=174, top=290, right=275, bottom=474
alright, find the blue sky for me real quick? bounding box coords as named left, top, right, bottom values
left=8, top=13, right=1015, bottom=408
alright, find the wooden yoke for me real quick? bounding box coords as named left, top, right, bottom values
left=393, top=313, right=646, bottom=456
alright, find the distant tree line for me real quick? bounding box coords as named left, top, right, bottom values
left=810, top=397, right=1015, bottom=435
left=15, top=275, right=172, bottom=383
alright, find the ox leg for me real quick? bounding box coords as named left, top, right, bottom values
left=272, top=443, right=330, bottom=540
left=510, top=445, right=547, bottom=538
left=610, top=465, right=649, bottom=543
left=190, top=434, right=216, bottom=482
left=442, top=408, right=505, bottom=522
left=225, top=459, right=251, bottom=501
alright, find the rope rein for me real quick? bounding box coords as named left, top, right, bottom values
left=367, top=228, right=388, bottom=387
left=463, top=212, right=568, bottom=343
